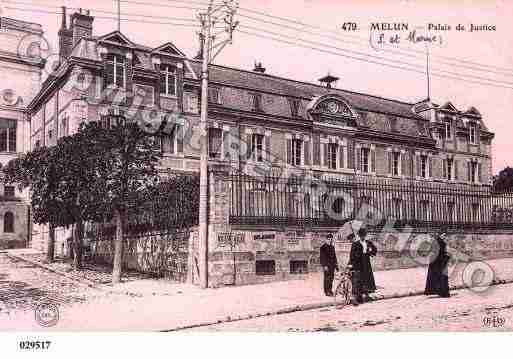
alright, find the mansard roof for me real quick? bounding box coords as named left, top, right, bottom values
left=188, top=61, right=423, bottom=120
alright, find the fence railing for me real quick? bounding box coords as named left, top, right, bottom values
left=227, top=174, right=513, bottom=230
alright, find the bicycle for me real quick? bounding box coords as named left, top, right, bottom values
left=333, top=267, right=354, bottom=307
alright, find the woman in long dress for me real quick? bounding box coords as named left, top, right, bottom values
left=348, top=227, right=377, bottom=304
left=424, top=229, right=451, bottom=298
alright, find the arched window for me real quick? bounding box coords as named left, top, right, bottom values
left=4, top=212, right=14, bottom=233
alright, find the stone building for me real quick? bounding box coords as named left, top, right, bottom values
left=0, top=17, right=44, bottom=249
left=27, top=9, right=503, bottom=285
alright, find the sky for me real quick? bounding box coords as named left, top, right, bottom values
left=2, top=0, right=512, bottom=173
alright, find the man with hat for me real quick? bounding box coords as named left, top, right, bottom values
left=320, top=233, right=339, bottom=296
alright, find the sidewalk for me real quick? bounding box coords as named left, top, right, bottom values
left=2, top=255, right=513, bottom=331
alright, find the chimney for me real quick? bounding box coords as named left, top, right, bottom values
left=58, top=6, right=73, bottom=60
left=70, top=8, right=94, bottom=46
left=253, top=62, right=266, bottom=73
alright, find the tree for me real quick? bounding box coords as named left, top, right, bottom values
left=493, top=167, right=513, bottom=193
left=4, top=123, right=113, bottom=268
left=100, top=119, right=162, bottom=283
left=53, top=124, right=112, bottom=269
left=4, top=147, right=64, bottom=263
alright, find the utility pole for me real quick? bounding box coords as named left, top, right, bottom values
left=197, top=0, right=238, bottom=289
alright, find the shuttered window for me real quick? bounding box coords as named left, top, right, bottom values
left=208, top=128, right=223, bottom=159
left=360, top=147, right=370, bottom=173
left=291, top=139, right=302, bottom=166
left=160, top=65, right=176, bottom=96
left=106, top=54, right=126, bottom=88
left=251, top=134, right=265, bottom=162
left=0, top=119, right=17, bottom=152
left=392, top=152, right=400, bottom=176
left=326, top=143, right=337, bottom=170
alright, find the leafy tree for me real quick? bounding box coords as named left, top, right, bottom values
left=4, top=147, right=64, bottom=263
left=4, top=123, right=112, bottom=267
left=493, top=167, right=513, bottom=193
left=100, top=119, right=162, bottom=283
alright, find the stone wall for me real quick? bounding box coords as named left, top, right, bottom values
left=203, top=166, right=513, bottom=288
left=90, top=229, right=197, bottom=283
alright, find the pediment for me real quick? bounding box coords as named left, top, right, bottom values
left=98, top=31, right=135, bottom=48
left=439, top=101, right=458, bottom=112
left=308, top=95, right=357, bottom=117
left=307, top=95, right=358, bottom=127
left=152, top=42, right=186, bottom=58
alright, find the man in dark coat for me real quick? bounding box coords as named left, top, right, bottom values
left=348, top=228, right=377, bottom=304
left=320, top=234, right=338, bottom=296
left=425, top=229, right=451, bottom=298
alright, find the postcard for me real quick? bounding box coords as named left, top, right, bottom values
left=0, top=0, right=511, bottom=356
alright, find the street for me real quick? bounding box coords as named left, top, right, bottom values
left=1, top=251, right=512, bottom=331
left=194, top=284, right=513, bottom=332
left=0, top=253, right=99, bottom=316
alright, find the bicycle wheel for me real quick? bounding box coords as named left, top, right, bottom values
left=343, top=278, right=353, bottom=305
left=334, top=277, right=349, bottom=308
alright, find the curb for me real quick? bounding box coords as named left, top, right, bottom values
left=161, top=278, right=513, bottom=332
left=5, top=253, right=101, bottom=290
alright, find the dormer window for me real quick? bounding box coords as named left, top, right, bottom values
left=160, top=64, right=177, bottom=96
left=208, top=87, right=220, bottom=104
left=106, top=54, right=126, bottom=88
left=251, top=93, right=262, bottom=112
left=289, top=98, right=300, bottom=117
left=469, top=122, right=477, bottom=144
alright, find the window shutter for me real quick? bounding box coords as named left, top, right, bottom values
left=347, top=140, right=354, bottom=169
left=371, top=148, right=376, bottom=173
left=286, top=138, right=292, bottom=165
left=105, top=62, right=114, bottom=89
left=416, top=155, right=421, bottom=177
left=265, top=135, right=271, bottom=162
left=223, top=130, right=230, bottom=161
left=247, top=133, right=253, bottom=160
left=428, top=157, right=433, bottom=178
left=322, top=143, right=328, bottom=167
left=173, top=124, right=181, bottom=153
left=454, top=160, right=459, bottom=180
left=387, top=151, right=392, bottom=174
left=401, top=152, right=408, bottom=176
left=467, top=162, right=471, bottom=182
left=304, top=140, right=310, bottom=166
left=339, top=145, right=345, bottom=169
left=355, top=146, right=360, bottom=171
left=312, top=134, right=320, bottom=166
left=478, top=162, right=482, bottom=183
left=442, top=159, right=447, bottom=179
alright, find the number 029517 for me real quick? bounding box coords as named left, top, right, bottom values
left=341, top=22, right=358, bottom=31
left=18, top=341, right=51, bottom=350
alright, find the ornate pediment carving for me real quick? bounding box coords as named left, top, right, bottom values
left=307, top=94, right=358, bottom=127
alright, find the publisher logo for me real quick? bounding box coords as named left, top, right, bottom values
left=34, top=302, right=59, bottom=327
left=482, top=311, right=506, bottom=328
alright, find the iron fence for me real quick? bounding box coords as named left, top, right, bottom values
left=227, top=174, right=513, bottom=230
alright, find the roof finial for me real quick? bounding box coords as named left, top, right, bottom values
left=318, top=73, right=339, bottom=89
